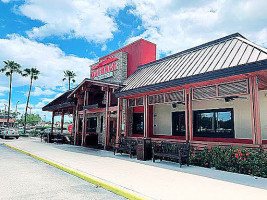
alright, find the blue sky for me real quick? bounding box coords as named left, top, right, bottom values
left=0, top=0, right=266, bottom=122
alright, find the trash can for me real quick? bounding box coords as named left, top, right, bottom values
left=137, top=138, right=152, bottom=161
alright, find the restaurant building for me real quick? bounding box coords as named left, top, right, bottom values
left=43, top=39, right=156, bottom=149
left=43, top=33, right=267, bottom=149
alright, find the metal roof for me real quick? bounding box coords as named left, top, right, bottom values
left=120, top=33, right=267, bottom=96
left=42, top=90, right=76, bottom=111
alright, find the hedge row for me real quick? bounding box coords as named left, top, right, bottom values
left=189, top=146, right=267, bottom=178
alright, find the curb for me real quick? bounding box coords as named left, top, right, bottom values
left=3, top=143, right=147, bottom=200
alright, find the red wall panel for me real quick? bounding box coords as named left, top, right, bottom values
left=99, top=39, right=156, bottom=77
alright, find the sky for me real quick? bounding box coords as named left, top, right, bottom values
left=0, top=0, right=266, bottom=122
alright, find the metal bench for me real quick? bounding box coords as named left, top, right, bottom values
left=114, top=138, right=137, bottom=158
left=152, top=141, right=190, bottom=167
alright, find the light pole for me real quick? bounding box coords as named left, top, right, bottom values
left=28, top=106, right=32, bottom=115
left=15, top=101, right=20, bottom=113
left=4, top=104, right=7, bottom=127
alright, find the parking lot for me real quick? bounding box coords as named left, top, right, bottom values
left=0, top=142, right=125, bottom=200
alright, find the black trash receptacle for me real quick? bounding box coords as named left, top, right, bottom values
left=137, top=138, right=152, bottom=161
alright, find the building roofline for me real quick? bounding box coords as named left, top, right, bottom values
left=68, top=78, right=123, bottom=98
left=137, top=33, right=245, bottom=70
left=99, top=38, right=156, bottom=60
left=117, top=59, right=267, bottom=97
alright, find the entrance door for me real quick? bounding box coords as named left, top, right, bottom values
left=109, top=118, right=117, bottom=146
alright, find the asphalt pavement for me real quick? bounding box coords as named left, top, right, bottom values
left=0, top=142, right=125, bottom=200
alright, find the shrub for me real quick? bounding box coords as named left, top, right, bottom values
left=189, top=146, right=267, bottom=178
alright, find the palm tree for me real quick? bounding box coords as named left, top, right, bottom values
left=63, top=70, right=76, bottom=90
left=0, top=60, right=22, bottom=127
left=22, top=67, right=40, bottom=134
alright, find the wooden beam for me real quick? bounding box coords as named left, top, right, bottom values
left=144, top=95, right=149, bottom=138
left=61, top=111, right=64, bottom=134
left=249, top=76, right=262, bottom=145
left=50, top=111, right=55, bottom=143
left=104, top=87, right=110, bottom=149
left=125, top=99, right=129, bottom=137
left=188, top=87, right=193, bottom=141
left=116, top=98, right=122, bottom=144
left=185, top=89, right=189, bottom=142
left=81, top=110, right=86, bottom=146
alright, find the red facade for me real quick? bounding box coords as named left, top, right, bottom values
left=99, top=39, right=156, bottom=77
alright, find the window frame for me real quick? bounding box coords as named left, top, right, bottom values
left=132, top=113, right=144, bottom=135
left=86, top=117, right=98, bottom=133
left=172, top=111, right=186, bottom=136
left=193, top=108, right=235, bottom=138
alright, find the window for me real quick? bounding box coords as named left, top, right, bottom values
left=132, top=113, right=144, bottom=135
left=87, top=117, right=97, bottom=132
left=172, top=112, right=186, bottom=136
left=194, top=108, right=234, bottom=138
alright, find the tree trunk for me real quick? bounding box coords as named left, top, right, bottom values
left=24, top=77, right=33, bottom=134
left=7, top=73, right=12, bottom=128
left=68, top=77, right=70, bottom=90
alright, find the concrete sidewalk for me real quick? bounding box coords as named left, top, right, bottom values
left=4, top=138, right=267, bottom=200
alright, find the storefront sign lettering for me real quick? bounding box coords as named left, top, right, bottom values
left=91, top=58, right=118, bottom=79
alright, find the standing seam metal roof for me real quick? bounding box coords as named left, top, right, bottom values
left=121, top=33, right=267, bottom=93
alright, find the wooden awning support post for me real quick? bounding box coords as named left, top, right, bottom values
left=116, top=98, right=122, bottom=144
left=74, top=105, right=79, bottom=145
left=124, top=99, right=129, bottom=137
left=185, top=89, right=189, bottom=142
left=249, top=76, right=262, bottom=145
left=72, top=107, right=75, bottom=144
left=188, top=87, right=193, bottom=142
left=144, top=95, right=149, bottom=138
left=50, top=111, right=55, bottom=143
left=104, top=87, right=110, bottom=149
left=81, top=110, right=86, bottom=146
left=61, top=111, right=64, bottom=134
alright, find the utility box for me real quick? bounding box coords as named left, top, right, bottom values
left=137, top=138, right=152, bottom=161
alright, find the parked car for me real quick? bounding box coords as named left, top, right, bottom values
left=0, top=128, right=19, bottom=139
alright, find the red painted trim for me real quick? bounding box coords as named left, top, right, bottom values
left=193, top=137, right=253, bottom=144
left=262, top=140, right=267, bottom=144
left=132, top=134, right=143, bottom=137
left=121, top=74, right=250, bottom=99
left=152, top=135, right=186, bottom=140
left=133, top=106, right=144, bottom=113
left=108, top=106, right=118, bottom=112
left=85, top=108, right=105, bottom=113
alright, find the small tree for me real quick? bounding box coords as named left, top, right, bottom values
left=63, top=70, right=76, bottom=90
left=0, top=60, right=22, bottom=127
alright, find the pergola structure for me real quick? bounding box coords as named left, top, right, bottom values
left=67, top=79, right=123, bottom=149
left=42, top=90, right=76, bottom=141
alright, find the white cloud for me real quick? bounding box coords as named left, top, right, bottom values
left=128, top=0, right=267, bottom=55
left=0, top=86, right=9, bottom=96
left=1, top=0, right=11, bottom=3
left=17, top=0, right=127, bottom=43
left=0, top=34, right=93, bottom=89
left=31, top=87, right=56, bottom=96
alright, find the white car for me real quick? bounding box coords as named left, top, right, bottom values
left=0, top=128, right=20, bottom=139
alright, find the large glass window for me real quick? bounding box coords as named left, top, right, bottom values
left=172, top=112, right=186, bottom=136
left=132, top=113, right=144, bottom=135
left=194, top=108, right=234, bottom=138
left=87, top=117, right=97, bottom=132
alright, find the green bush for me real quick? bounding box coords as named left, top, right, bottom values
left=189, top=146, right=267, bottom=178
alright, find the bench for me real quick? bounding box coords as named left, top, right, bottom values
left=114, top=138, right=137, bottom=158
left=152, top=141, right=190, bottom=167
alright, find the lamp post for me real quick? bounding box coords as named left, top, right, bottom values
left=15, top=101, right=20, bottom=113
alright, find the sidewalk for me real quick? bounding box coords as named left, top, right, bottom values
left=4, top=138, right=267, bottom=200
